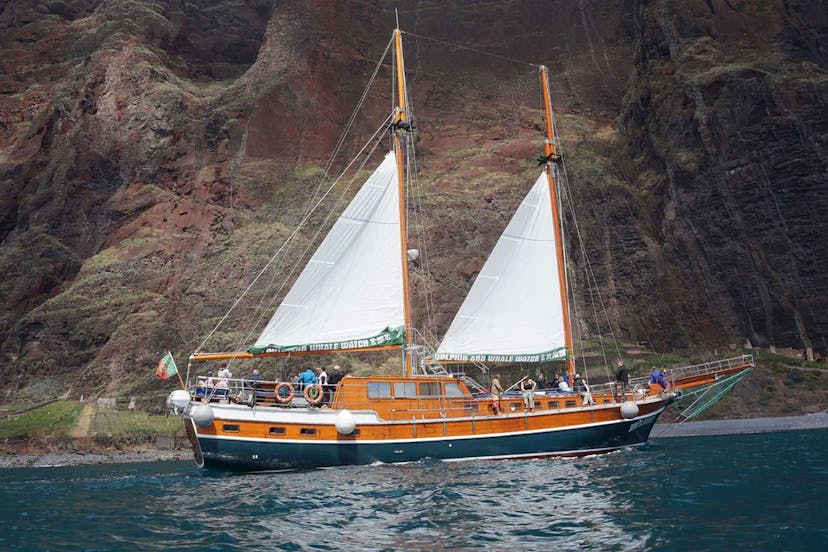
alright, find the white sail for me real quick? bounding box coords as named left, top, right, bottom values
left=434, top=172, right=567, bottom=363
left=251, top=151, right=405, bottom=354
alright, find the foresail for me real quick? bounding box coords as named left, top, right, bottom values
left=251, top=151, right=405, bottom=354
left=434, top=172, right=567, bottom=363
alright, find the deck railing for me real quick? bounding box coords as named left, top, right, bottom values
left=185, top=354, right=753, bottom=417
left=587, top=354, right=754, bottom=396
left=184, top=376, right=601, bottom=420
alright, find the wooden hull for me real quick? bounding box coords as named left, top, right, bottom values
left=184, top=397, right=671, bottom=471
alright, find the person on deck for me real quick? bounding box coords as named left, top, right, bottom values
left=317, top=366, right=330, bottom=404
left=574, top=373, right=594, bottom=405
left=249, top=369, right=263, bottom=383
left=558, top=376, right=572, bottom=392
left=296, top=367, right=318, bottom=389
left=535, top=369, right=546, bottom=390
left=520, top=376, right=537, bottom=413
left=218, top=363, right=232, bottom=379
left=490, top=374, right=505, bottom=414
left=649, top=369, right=669, bottom=390
left=616, top=361, right=630, bottom=399
left=328, top=365, right=343, bottom=386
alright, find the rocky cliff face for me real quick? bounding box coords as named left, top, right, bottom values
left=0, top=0, right=825, bottom=400
left=612, top=0, right=828, bottom=354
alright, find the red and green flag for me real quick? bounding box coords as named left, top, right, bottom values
left=156, top=352, right=178, bottom=380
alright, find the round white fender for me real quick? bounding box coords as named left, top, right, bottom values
left=191, top=404, right=214, bottom=428
left=620, top=401, right=639, bottom=419
left=335, top=409, right=356, bottom=435
left=167, top=389, right=191, bottom=413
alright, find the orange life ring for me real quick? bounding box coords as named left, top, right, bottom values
left=274, top=382, right=294, bottom=404
left=304, top=383, right=324, bottom=406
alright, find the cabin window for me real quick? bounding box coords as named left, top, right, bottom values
left=367, top=382, right=391, bottom=398
left=418, top=382, right=441, bottom=397
left=222, top=424, right=240, bottom=433
left=547, top=401, right=559, bottom=408
left=565, top=400, right=577, bottom=408
left=394, top=382, right=417, bottom=398
left=300, top=428, right=317, bottom=436
left=444, top=382, right=464, bottom=398
left=269, top=427, right=285, bottom=435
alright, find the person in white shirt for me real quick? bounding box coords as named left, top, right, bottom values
left=218, top=363, right=232, bottom=379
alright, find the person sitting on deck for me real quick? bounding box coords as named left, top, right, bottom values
left=520, top=376, right=537, bottom=413
left=249, top=369, right=263, bottom=383
left=558, top=377, right=572, bottom=393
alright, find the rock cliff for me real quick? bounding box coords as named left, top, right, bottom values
left=0, top=0, right=825, bottom=402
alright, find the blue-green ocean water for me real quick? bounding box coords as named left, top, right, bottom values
left=1, top=429, right=826, bottom=551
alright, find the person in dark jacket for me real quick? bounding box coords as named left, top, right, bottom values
left=535, top=369, right=546, bottom=390
left=615, top=361, right=630, bottom=399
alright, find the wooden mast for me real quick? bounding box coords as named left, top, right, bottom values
left=393, top=28, right=414, bottom=376
left=539, top=65, right=576, bottom=382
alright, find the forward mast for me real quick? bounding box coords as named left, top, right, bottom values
left=393, top=28, right=414, bottom=377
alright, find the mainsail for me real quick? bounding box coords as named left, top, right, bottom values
left=250, top=151, right=406, bottom=354
left=434, top=171, right=568, bottom=363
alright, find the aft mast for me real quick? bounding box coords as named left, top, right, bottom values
left=539, top=65, right=576, bottom=382
left=393, top=28, right=414, bottom=376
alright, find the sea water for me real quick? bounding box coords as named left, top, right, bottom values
left=1, top=429, right=826, bottom=551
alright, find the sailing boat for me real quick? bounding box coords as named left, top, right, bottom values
left=167, top=29, right=753, bottom=471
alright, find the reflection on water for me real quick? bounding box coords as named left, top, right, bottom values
left=1, top=430, right=827, bottom=551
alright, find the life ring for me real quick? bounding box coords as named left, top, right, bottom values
left=274, top=382, right=294, bottom=404
left=304, top=383, right=324, bottom=406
